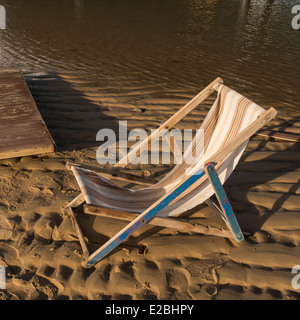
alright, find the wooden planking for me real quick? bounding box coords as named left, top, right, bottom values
left=256, top=129, right=300, bottom=142
left=0, top=70, right=55, bottom=159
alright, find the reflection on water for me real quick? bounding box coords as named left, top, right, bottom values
left=0, top=0, right=299, bottom=109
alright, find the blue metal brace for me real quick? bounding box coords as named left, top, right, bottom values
left=204, top=162, right=244, bottom=242
left=85, top=162, right=243, bottom=267
left=85, top=168, right=207, bottom=267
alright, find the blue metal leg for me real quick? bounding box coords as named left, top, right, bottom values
left=85, top=168, right=207, bottom=267
left=204, top=162, right=244, bottom=242
left=84, top=163, right=243, bottom=267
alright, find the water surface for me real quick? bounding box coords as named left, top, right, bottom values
left=0, top=0, right=299, bottom=146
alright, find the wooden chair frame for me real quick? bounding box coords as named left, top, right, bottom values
left=64, top=78, right=277, bottom=267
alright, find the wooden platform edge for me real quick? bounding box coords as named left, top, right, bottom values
left=0, top=144, right=55, bottom=160
left=20, top=70, right=57, bottom=150
left=0, top=70, right=56, bottom=160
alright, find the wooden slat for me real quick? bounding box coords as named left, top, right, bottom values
left=0, top=70, right=55, bottom=159
left=84, top=204, right=234, bottom=238
left=256, top=130, right=300, bottom=142
left=66, top=161, right=158, bottom=186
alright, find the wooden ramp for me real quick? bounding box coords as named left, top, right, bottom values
left=0, top=70, right=55, bottom=160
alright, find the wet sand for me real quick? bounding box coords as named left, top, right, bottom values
left=0, top=70, right=299, bottom=300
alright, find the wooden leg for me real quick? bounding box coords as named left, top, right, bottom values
left=64, top=193, right=85, bottom=209
left=66, top=207, right=90, bottom=260
left=63, top=193, right=90, bottom=261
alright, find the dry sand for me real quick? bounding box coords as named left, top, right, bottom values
left=0, top=71, right=299, bottom=300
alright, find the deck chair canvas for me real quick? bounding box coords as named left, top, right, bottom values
left=64, top=78, right=277, bottom=267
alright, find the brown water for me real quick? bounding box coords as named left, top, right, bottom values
left=0, top=0, right=299, bottom=147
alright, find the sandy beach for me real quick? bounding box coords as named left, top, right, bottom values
left=1, top=0, right=300, bottom=301
left=0, top=70, right=299, bottom=300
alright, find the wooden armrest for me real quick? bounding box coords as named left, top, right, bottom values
left=114, top=77, right=223, bottom=168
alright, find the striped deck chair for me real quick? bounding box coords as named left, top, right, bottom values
left=64, top=78, right=277, bottom=267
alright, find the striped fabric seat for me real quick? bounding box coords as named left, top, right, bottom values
left=70, top=84, right=265, bottom=217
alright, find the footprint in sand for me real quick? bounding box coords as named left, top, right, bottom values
left=166, top=267, right=193, bottom=299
